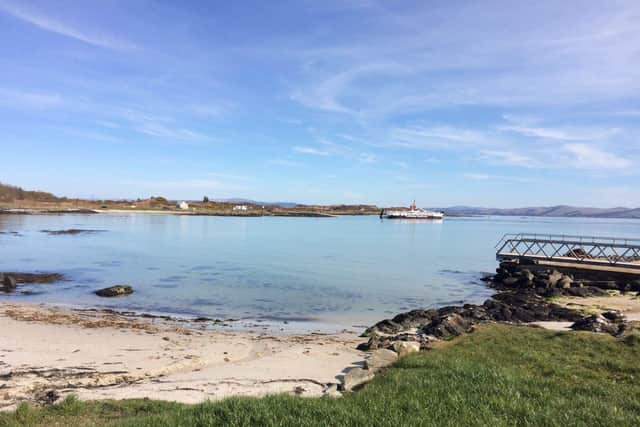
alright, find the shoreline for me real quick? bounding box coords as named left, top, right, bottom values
left=0, top=302, right=365, bottom=411
left=0, top=207, right=366, bottom=218
left=3, top=268, right=640, bottom=410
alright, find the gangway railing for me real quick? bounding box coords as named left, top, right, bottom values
left=495, top=233, right=640, bottom=270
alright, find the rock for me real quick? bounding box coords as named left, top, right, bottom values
left=2, top=275, right=17, bottom=291
left=1, top=272, right=65, bottom=284
left=95, top=285, right=134, bottom=297
left=601, top=310, right=626, bottom=323
left=323, top=383, right=342, bottom=398
left=422, top=313, right=473, bottom=338
left=36, top=390, right=60, bottom=405
left=502, top=277, right=519, bottom=286
left=364, top=308, right=437, bottom=335
left=558, top=276, right=573, bottom=289
left=343, top=367, right=375, bottom=391
left=365, top=349, right=398, bottom=371
left=392, top=341, right=420, bottom=357
left=520, top=269, right=534, bottom=282
left=565, top=286, right=608, bottom=297
left=548, top=270, right=563, bottom=287
left=571, top=314, right=621, bottom=336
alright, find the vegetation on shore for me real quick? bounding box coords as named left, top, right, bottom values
left=0, top=183, right=60, bottom=203
left=0, top=183, right=378, bottom=216
left=3, top=324, right=639, bottom=426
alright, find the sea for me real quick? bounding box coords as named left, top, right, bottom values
left=2, top=213, right=639, bottom=332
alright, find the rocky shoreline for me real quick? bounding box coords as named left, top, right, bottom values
left=355, top=261, right=638, bottom=359
left=338, top=261, right=640, bottom=391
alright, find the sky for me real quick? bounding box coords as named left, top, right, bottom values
left=0, top=0, right=639, bottom=207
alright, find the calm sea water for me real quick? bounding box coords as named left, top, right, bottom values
left=1, top=213, right=640, bottom=330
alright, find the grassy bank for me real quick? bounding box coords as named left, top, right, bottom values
left=3, top=324, right=640, bottom=426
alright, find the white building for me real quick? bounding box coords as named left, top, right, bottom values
left=177, top=201, right=189, bottom=210
left=233, top=205, right=248, bottom=211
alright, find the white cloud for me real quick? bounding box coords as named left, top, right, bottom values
left=136, top=122, right=213, bottom=143
left=562, top=143, right=632, bottom=170
left=391, top=126, right=491, bottom=149
left=0, top=1, right=137, bottom=51
left=479, top=150, right=532, bottom=167
left=293, top=146, right=330, bottom=156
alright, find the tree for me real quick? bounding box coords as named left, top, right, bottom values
left=203, top=196, right=210, bottom=203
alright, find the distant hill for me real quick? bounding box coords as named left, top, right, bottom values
left=0, top=183, right=61, bottom=202
left=438, top=205, right=640, bottom=219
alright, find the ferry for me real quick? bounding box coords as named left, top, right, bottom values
left=381, top=201, right=444, bottom=220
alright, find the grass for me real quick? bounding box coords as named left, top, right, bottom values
left=2, top=324, right=640, bottom=427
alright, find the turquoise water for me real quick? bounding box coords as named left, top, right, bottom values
left=1, top=213, right=640, bottom=329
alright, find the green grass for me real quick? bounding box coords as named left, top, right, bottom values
left=3, top=324, right=640, bottom=427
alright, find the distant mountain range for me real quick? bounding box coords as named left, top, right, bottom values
left=437, top=205, right=640, bottom=219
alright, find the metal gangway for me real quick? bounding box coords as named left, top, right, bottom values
left=495, top=233, right=640, bottom=274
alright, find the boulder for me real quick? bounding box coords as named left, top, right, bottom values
left=548, top=270, right=563, bottom=287
left=364, top=308, right=437, bottom=335
left=571, top=314, right=621, bottom=336
left=601, top=310, right=626, bottom=323
left=422, top=313, right=473, bottom=338
left=343, top=367, right=375, bottom=391
left=558, top=276, right=573, bottom=289
left=2, top=274, right=17, bottom=291
left=502, top=277, right=519, bottom=286
left=95, top=285, right=134, bottom=297
left=520, top=269, right=534, bottom=282
left=365, top=349, right=398, bottom=371
left=392, top=341, right=420, bottom=357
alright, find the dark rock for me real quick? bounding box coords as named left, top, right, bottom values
left=520, top=269, right=534, bottom=282
left=1, top=272, right=65, bottom=284
left=571, top=314, right=622, bottom=335
left=95, top=285, right=134, bottom=297
left=565, top=286, right=608, bottom=297
left=502, top=277, right=519, bottom=286
left=422, top=313, right=473, bottom=338
left=2, top=274, right=17, bottom=290
left=41, top=229, right=105, bottom=235
left=601, top=310, right=626, bottom=323
left=364, top=308, right=437, bottom=335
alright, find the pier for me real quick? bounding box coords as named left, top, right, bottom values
left=495, top=233, right=640, bottom=275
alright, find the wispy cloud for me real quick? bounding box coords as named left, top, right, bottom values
left=293, top=146, right=330, bottom=156
left=391, top=126, right=493, bottom=149
left=136, top=122, right=213, bottom=144
left=0, top=1, right=137, bottom=50
left=478, top=150, right=533, bottom=167
left=0, top=88, right=63, bottom=109
left=562, top=143, right=632, bottom=170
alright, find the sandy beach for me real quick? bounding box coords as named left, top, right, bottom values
left=0, top=303, right=365, bottom=411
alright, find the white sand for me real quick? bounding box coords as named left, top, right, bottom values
left=535, top=292, right=640, bottom=331
left=0, top=303, right=365, bottom=410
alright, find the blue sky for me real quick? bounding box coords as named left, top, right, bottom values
left=0, top=0, right=639, bottom=207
